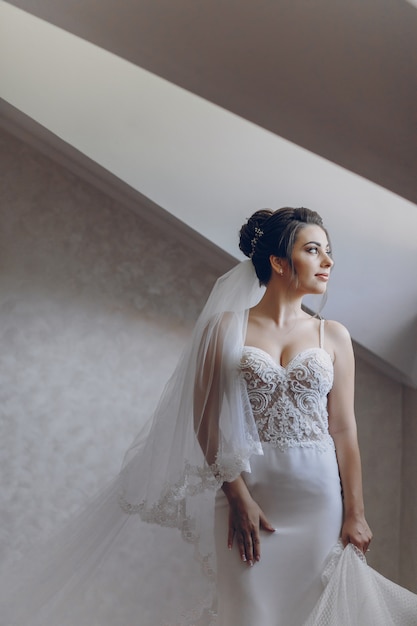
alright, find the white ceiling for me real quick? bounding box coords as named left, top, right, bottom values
left=1, top=0, right=416, bottom=386
left=4, top=0, right=417, bottom=205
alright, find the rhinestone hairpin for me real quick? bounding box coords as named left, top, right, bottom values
left=249, top=227, right=264, bottom=258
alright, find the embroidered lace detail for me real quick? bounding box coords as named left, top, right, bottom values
left=118, top=449, right=254, bottom=548
left=241, top=346, right=334, bottom=452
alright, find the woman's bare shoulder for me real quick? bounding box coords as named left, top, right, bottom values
left=324, top=319, right=351, bottom=339
left=324, top=319, right=353, bottom=356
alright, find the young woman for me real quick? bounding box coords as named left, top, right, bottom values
left=212, top=207, right=372, bottom=624
left=1, top=207, right=416, bottom=625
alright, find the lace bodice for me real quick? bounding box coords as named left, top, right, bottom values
left=240, top=343, right=334, bottom=452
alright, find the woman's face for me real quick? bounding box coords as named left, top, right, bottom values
left=289, top=224, right=333, bottom=295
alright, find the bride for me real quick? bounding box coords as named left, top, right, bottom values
left=1, top=207, right=416, bottom=625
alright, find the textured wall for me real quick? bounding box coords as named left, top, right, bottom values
left=401, top=386, right=417, bottom=591
left=0, top=128, right=220, bottom=567
left=0, top=127, right=407, bottom=588
left=354, top=358, right=403, bottom=582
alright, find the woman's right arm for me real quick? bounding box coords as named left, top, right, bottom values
left=222, top=476, right=275, bottom=566
left=194, top=314, right=274, bottom=565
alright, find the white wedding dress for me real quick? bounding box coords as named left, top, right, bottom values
left=215, top=319, right=417, bottom=625
left=215, top=321, right=343, bottom=625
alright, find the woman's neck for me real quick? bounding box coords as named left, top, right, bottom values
left=251, top=283, right=307, bottom=327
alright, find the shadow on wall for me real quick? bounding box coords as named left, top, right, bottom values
left=382, top=314, right=417, bottom=387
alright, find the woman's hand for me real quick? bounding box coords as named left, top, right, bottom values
left=222, top=476, right=275, bottom=566
left=341, top=512, right=373, bottom=554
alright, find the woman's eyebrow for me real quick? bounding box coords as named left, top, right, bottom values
left=303, top=240, right=331, bottom=250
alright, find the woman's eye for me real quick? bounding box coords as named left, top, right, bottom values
left=307, top=247, right=319, bottom=254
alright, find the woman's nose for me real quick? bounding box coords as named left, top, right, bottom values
left=322, top=253, right=334, bottom=267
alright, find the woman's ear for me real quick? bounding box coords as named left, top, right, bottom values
left=270, top=255, right=284, bottom=276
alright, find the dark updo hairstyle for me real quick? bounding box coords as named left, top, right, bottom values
left=239, top=207, right=327, bottom=286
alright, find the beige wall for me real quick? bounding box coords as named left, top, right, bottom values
left=0, top=127, right=220, bottom=566
left=401, top=386, right=417, bottom=590
left=355, top=358, right=403, bottom=582
left=0, top=127, right=415, bottom=590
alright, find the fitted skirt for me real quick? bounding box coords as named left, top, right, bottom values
left=214, top=443, right=343, bottom=626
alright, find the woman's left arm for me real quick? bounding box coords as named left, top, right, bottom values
left=326, top=320, right=373, bottom=554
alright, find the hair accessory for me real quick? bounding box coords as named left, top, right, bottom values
left=249, top=227, right=264, bottom=258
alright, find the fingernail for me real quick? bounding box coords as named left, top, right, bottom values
left=256, top=555, right=260, bottom=562
left=241, top=555, right=246, bottom=562
left=248, top=560, right=253, bottom=567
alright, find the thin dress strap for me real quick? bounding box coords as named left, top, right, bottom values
left=319, top=318, right=325, bottom=349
